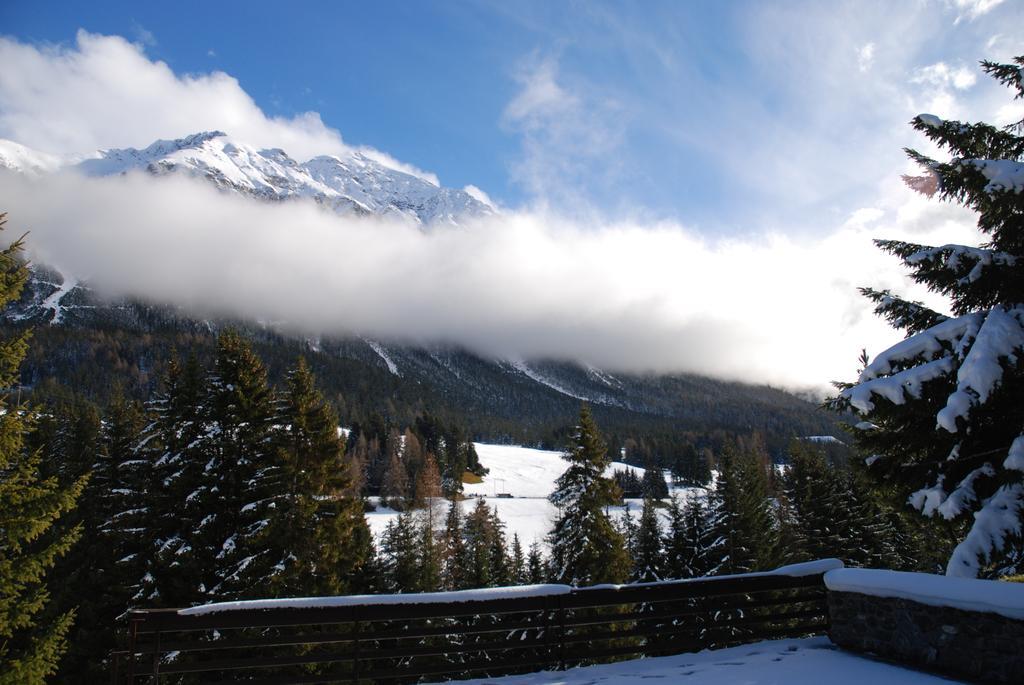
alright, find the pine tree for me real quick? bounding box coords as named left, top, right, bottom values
left=712, top=442, right=779, bottom=574
left=526, top=542, right=546, bottom=584
left=0, top=217, right=86, bottom=685
left=781, top=443, right=849, bottom=563
left=487, top=508, right=512, bottom=587
left=267, top=357, right=371, bottom=597
left=56, top=393, right=147, bottom=682
left=510, top=534, right=527, bottom=585
left=548, top=405, right=630, bottom=586
left=381, top=447, right=408, bottom=511
left=202, top=330, right=278, bottom=600
left=663, top=493, right=723, bottom=579
left=441, top=499, right=469, bottom=590
left=618, top=503, right=638, bottom=555
left=641, top=463, right=669, bottom=500
left=632, top=496, right=664, bottom=582
left=464, top=499, right=496, bottom=588
left=138, top=352, right=207, bottom=608
left=831, top=57, right=1024, bottom=577
left=380, top=512, right=420, bottom=592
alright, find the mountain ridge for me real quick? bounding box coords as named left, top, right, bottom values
left=1, top=132, right=494, bottom=226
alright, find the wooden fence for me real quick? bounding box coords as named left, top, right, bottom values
left=111, top=562, right=836, bottom=684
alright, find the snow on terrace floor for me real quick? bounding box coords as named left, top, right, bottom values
left=365, top=442, right=706, bottom=547
left=428, top=637, right=961, bottom=685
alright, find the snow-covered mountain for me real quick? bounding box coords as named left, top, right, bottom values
left=0, top=139, right=63, bottom=176
left=2, top=132, right=494, bottom=226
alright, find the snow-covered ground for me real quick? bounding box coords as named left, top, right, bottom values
left=365, top=442, right=707, bottom=547
left=425, top=637, right=960, bottom=685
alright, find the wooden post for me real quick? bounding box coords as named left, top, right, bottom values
left=150, top=630, right=161, bottom=684
left=125, top=619, right=139, bottom=685
left=352, top=610, right=361, bottom=685
left=557, top=595, right=566, bottom=671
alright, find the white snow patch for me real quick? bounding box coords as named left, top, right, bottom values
left=917, top=113, right=944, bottom=128
left=364, top=339, right=400, bottom=376
left=802, top=435, right=844, bottom=445
left=965, top=158, right=1024, bottom=194
left=179, top=584, right=572, bottom=615
left=508, top=359, right=591, bottom=402
left=425, top=636, right=951, bottom=685
left=946, top=483, right=1024, bottom=578
left=936, top=305, right=1024, bottom=433
left=40, top=275, right=79, bottom=324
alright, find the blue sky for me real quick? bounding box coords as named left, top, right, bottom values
left=4, top=0, right=1020, bottom=233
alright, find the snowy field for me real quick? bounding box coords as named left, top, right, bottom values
left=425, top=637, right=961, bottom=685
left=365, top=442, right=706, bottom=547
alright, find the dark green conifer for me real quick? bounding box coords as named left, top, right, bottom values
left=632, top=496, right=664, bottom=582
left=548, top=405, right=630, bottom=585
left=268, top=357, right=371, bottom=596
left=713, top=441, right=779, bottom=574
left=526, top=542, right=546, bottom=584
left=441, top=499, right=469, bottom=590
left=0, top=217, right=85, bottom=685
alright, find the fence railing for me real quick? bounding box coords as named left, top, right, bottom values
left=111, top=559, right=840, bottom=684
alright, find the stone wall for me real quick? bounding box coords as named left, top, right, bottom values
left=828, top=590, right=1024, bottom=684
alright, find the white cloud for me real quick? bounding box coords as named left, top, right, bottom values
left=952, top=0, right=1006, bottom=23
left=463, top=184, right=497, bottom=209
left=0, top=31, right=439, bottom=183
left=912, top=61, right=978, bottom=91
left=501, top=54, right=625, bottom=210
left=857, top=42, right=876, bottom=72
left=130, top=21, right=156, bottom=48
left=0, top=168, right=980, bottom=391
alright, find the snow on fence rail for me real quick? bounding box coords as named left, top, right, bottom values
left=110, top=559, right=840, bottom=684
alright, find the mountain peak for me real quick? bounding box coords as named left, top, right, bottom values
left=5, top=131, right=495, bottom=226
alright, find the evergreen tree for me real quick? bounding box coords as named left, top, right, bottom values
left=487, top=508, right=512, bottom=587
left=138, top=352, right=207, bottom=608
left=641, top=463, right=669, bottom=500
left=663, top=493, right=723, bottom=579
left=201, top=330, right=278, bottom=600
left=712, top=442, right=779, bottom=574
left=632, top=496, right=664, bottom=582
left=510, top=534, right=527, bottom=585
left=526, top=542, right=546, bottom=584
left=618, top=503, right=638, bottom=556
left=380, top=512, right=420, bottom=592
left=381, top=447, right=408, bottom=511
left=780, top=443, right=850, bottom=563
left=416, top=510, right=442, bottom=593
left=56, top=393, right=147, bottom=682
left=0, top=217, right=85, bottom=685
left=441, top=499, right=469, bottom=590
left=464, top=499, right=496, bottom=588
left=831, top=56, right=1024, bottom=578
left=548, top=405, right=630, bottom=586
left=267, top=357, right=371, bottom=596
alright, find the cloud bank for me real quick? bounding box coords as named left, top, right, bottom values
left=0, top=168, right=978, bottom=389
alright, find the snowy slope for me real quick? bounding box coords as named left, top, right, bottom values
left=366, top=441, right=706, bottom=547
left=0, top=139, right=62, bottom=176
